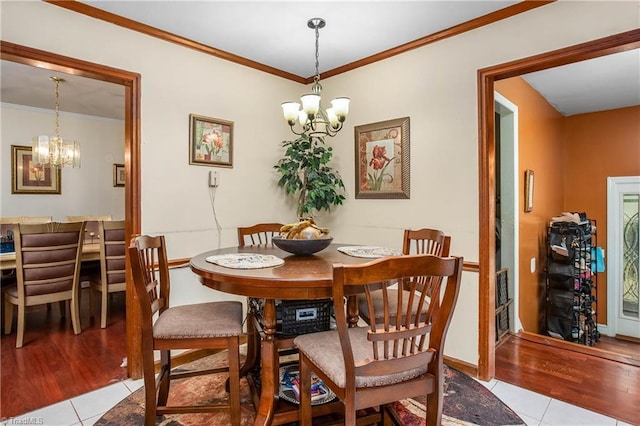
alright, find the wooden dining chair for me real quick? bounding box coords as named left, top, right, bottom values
left=359, top=228, right=451, bottom=325
left=65, top=215, right=114, bottom=281
left=294, top=254, right=463, bottom=426
left=237, top=222, right=283, bottom=247
left=89, top=220, right=125, bottom=328
left=237, top=222, right=284, bottom=372
left=129, top=234, right=243, bottom=426
left=3, top=222, right=84, bottom=348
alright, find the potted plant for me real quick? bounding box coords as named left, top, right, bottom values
left=274, top=133, right=345, bottom=219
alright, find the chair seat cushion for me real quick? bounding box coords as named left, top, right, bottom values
left=154, top=301, right=243, bottom=339
left=294, top=326, right=429, bottom=389
left=359, top=289, right=429, bottom=324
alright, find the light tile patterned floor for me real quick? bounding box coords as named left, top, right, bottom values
left=1, top=377, right=630, bottom=426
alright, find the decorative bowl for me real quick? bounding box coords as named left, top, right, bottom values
left=272, top=236, right=333, bottom=256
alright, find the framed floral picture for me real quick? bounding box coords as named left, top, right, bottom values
left=113, top=163, right=125, bottom=187
left=11, top=145, right=61, bottom=194
left=354, top=117, right=410, bottom=199
left=189, top=114, right=234, bottom=168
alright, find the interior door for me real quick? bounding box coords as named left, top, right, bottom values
left=607, top=176, right=640, bottom=338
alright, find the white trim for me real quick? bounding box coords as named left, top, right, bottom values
left=494, top=92, right=523, bottom=333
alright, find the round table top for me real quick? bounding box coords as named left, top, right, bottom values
left=189, top=243, right=373, bottom=300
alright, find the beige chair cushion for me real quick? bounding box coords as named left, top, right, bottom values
left=294, top=326, right=428, bottom=388
left=154, top=301, right=243, bottom=339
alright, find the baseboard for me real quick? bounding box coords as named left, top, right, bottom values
left=597, top=323, right=609, bottom=336
left=444, top=355, right=478, bottom=378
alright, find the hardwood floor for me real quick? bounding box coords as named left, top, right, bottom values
left=0, top=287, right=128, bottom=419
left=495, top=333, right=640, bottom=425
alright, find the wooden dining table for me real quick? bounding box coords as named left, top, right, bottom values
left=189, top=243, right=377, bottom=426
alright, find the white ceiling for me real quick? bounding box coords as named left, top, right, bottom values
left=1, top=1, right=638, bottom=120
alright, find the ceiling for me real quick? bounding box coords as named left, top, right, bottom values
left=1, top=1, right=638, bottom=120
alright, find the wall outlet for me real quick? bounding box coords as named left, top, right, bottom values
left=208, top=171, right=218, bottom=187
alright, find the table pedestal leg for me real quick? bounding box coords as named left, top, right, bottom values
left=253, top=299, right=278, bottom=426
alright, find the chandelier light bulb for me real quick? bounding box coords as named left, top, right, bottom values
left=282, top=102, right=301, bottom=124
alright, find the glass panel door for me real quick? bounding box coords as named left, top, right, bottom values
left=622, top=193, right=639, bottom=321
left=608, top=176, right=640, bottom=338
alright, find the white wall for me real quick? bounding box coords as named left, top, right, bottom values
left=1, top=0, right=637, bottom=366
left=1, top=104, right=125, bottom=221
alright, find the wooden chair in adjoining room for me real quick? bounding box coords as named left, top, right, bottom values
left=237, top=222, right=283, bottom=247
left=65, top=215, right=113, bottom=282
left=89, top=220, right=125, bottom=328
left=294, top=254, right=463, bottom=426
left=3, top=222, right=84, bottom=348
left=359, top=228, right=451, bottom=325
left=129, top=234, right=244, bottom=426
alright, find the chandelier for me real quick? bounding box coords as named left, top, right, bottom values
left=32, top=77, right=81, bottom=168
left=281, top=18, right=350, bottom=138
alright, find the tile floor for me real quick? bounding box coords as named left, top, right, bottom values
left=1, top=377, right=632, bottom=426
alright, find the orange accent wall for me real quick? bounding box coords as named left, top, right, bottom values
left=496, top=76, right=640, bottom=335
left=563, top=106, right=640, bottom=323
left=495, top=77, right=565, bottom=334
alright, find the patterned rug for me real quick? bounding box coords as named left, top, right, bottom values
left=95, top=352, right=524, bottom=426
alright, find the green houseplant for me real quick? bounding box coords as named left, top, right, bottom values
left=274, top=133, right=345, bottom=219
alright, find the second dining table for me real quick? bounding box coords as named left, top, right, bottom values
left=189, top=243, right=389, bottom=426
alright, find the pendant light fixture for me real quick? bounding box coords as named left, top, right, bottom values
left=281, top=18, right=350, bottom=138
left=32, top=77, right=80, bottom=168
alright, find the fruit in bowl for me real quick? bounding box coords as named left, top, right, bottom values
left=279, top=219, right=329, bottom=240
left=273, top=220, right=332, bottom=255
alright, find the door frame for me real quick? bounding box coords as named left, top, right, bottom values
left=0, top=41, right=144, bottom=377
left=607, top=176, right=640, bottom=338
left=477, top=29, right=640, bottom=380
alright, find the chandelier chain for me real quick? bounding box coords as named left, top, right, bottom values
left=314, top=25, right=320, bottom=83
left=54, top=78, right=60, bottom=139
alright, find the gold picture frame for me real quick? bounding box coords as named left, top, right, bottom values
left=113, top=163, right=125, bottom=187
left=11, top=145, right=61, bottom=194
left=189, top=114, right=234, bottom=168
left=524, top=169, right=534, bottom=212
left=354, top=117, right=410, bottom=199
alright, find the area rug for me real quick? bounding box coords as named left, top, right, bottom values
left=95, top=351, right=524, bottom=426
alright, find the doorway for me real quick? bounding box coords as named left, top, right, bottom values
left=0, top=40, right=143, bottom=377
left=476, top=29, right=640, bottom=381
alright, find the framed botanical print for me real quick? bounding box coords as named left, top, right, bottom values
left=11, top=145, right=61, bottom=194
left=189, top=114, right=234, bottom=168
left=354, top=117, right=410, bottom=199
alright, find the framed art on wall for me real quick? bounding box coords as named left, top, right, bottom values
left=11, top=145, right=61, bottom=194
left=354, top=117, right=410, bottom=199
left=524, top=169, right=534, bottom=212
left=113, top=163, right=125, bottom=187
left=189, top=114, right=234, bottom=168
